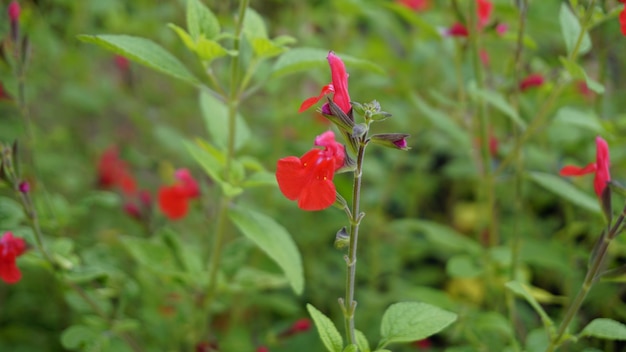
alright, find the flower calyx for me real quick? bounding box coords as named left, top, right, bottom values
left=370, top=133, right=411, bottom=151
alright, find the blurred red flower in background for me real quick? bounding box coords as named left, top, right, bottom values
left=158, top=169, right=200, bottom=220
left=519, top=74, right=545, bottom=91
left=97, top=147, right=137, bottom=196
left=397, top=0, right=429, bottom=12
left=276, top=131, right=345, bottom=211
left=0, top=232, right=27, bottom=284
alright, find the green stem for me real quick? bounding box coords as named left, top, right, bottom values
left=343, top=136, right=368, bottom=346
left=545, top=204, right=623, bottom=351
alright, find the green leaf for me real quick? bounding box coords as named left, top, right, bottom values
left=199, top=89, right=251, bottom=151
left=385, top=3, right=441, bottom=39
left=186, top=139, right=225, bottom=184
left=505, top=281, right=554, bottom=330
left=559, top=3, right=591, bottom=56
left=120, top=236, right=177, bottom=273
left=527, top=171, right=601, bottom=214
left=467, top=82, right=526, bottom=129
left=390, top=219, right=482, bottom=255
left=580, top=318, right=626, bottom=340
left=0, top=196, right=25, bottom=228
left=168, top=23, right=196, bottom=51
left=61, top=325, right=100, bottom=349
left=243, top=8, right=268, bottom=39
left=251, top=37, right=286, bottom=59
left=552, top=107, right=606, bottom=134
left=446, top=254, right=483, bottom=278
left=379, top=302, right=457, bottom=348
left=242, top=171, right=277, bottom=188
left=229, top=205, right=303, bottom=294
left=559, top=57, right=604, bottom=94
left=410, top=94, right=471, bottom=149
left=271, top=48, right=384, bottom=79
left=343, top=345, right=358, bottom=352
left=77, top=34, right=198, bottom=84
left=356, top=330, right=371, bottom=352
left=307, top=303, right=344, bottom=352
left=196, top=36, right=231, bottom=62
left=187, top=0, right=220, bottom=40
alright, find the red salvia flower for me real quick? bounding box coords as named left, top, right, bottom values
left=158, top=168, right=200, bottom=220
left=519, top=74, right=544, bottom=91
left=0, top=232, right=27, bottom=284
left=397, top=0, right=429, bottom=12
left=276, top=131, right=345, bottom=211
left=560, top=136, right=611, bottom=198
left=446, top=23, right=469, bottom=37
left=97, top=146, right=137, bottom=195
left=299, top=51, right=351, bottom=115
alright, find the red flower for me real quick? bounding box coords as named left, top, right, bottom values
left=158, top=168, right=200, bottom=220
left=560, top=136, right=611, bottom=198
left=0, top=232, right=26, bottom=284
left=256, top=347, right=270, bottom=352
left=114, top=55, right=130, bottom=72
left=446, top=23, right=469, bottom=37
left=299, top=52, right=351, bottom=115
left=276, top=131, right=345, bottom=211
left=397, top=0, right=429, bottom=11
left=519, top=74, right=544, bottom=91
left=97, top=147, right=137, bottom=195
left=476, top=0, right=493, bottom=28
left=8, top=1, right=20, bottom=23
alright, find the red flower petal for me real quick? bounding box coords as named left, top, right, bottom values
left=519, top=74, right=545, bottom=91
left=327, top=52, right=351, bottom=114
left=620, top=6, right=626, bottom=36
left=447, top=23, right=469, bottom=37
left=175, top=168, right=200, bottom=197
left=560, top=163, right=596, bottom=176
left=477, top=0, right=493, bottom=28
left=0, top=232, right=26, bottom=284
left=594, top=136, right=611, bottom=197
left=158, top=185, right=190, bottom=220
left=297, top=160, right=336, bottom=211
left=298, top=84, right=334, bottom=113
left=0, top=260, right=22, bottom=284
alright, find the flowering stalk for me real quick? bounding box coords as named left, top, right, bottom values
left=341, top=131, right=368, bottom=345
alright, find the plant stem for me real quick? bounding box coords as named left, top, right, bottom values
left=545, top=204, right=624, bottom=351
left=343, top=135, right=368, bottom=346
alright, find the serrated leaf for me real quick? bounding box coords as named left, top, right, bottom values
left=559, top=3, right=591, bottom=56
left=271, top=48, right=384, bottom=79
left=580, top=318, right=626, bottom=340
left=467, top=82, right=526, bottom=129
left=77, top=34, right=198, bottom=84
left=61, top=325, right=100, bottom=349
left=527, top=171, right=601, bottom=214
left=410, top=94, right=471, bottom=149
left=307, top=304, right=344, bottom=352
left=229, top=205, right=303, bottom=294
left=505, top=281, right=553, bottom=330
left=199, top=89, right=251, bottom=151
left=379, top=302, right=457, bottom=348
left=187, top=0, right=220, bottom=39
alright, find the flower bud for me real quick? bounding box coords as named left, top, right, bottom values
left=18, top=181, right=29, bottom=193
left=370, top=133, right=411, bottom=151
left=8, top=1, right=20, bottom=23
left=334, top=227, right=350, bottom=249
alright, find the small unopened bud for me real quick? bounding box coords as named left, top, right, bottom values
left=18, top=181, right=29, bottom=193
left=352, top=123, right=368, bottom=138
left=370, top=133, right=411, bottom=151
left=334, top=227, right=350, bottom=249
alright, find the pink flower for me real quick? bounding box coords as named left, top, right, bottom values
left=8, top=1, right=20, bottom=23
left=446, top=23, right=469, bottom=37
left=496, top=23, right=508, bottom=36
left=0, top=232, right=27, bottom=284
left=299, top=52, right=351, bottom=115
left=276, top=131, right=345, bottom=211
left=114, top=55, right=130, bottom=72
left=519, top=74, right=544, bottom=91
left=560, top=137, right=611, bottom=198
